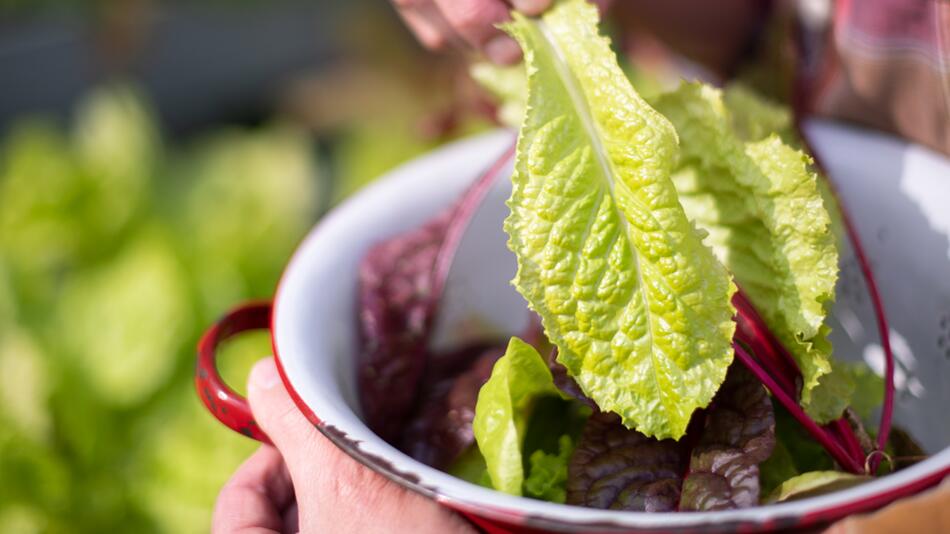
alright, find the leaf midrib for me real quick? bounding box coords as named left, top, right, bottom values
left=534, top=19, right=669, bottom=426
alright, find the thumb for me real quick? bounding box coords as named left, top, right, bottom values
left=247, top=357, right=322, bottom=477
left=246, top=358, right=479, bottom=533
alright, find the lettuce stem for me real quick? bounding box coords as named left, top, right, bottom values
left=831, top=418, right=867, bottom=464
left=734, top=343, right=865, bottom=473
left=793, top=128, right=896, bottom=473
left=734, top=292, right=799, bottom=397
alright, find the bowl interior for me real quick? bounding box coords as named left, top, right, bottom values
left=273, top=124, right=950, bottom=529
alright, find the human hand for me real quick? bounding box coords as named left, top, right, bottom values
left=212, top=357, right=478, bottom=533
left=824, top=477, right=950, bottom=534
left=390, top=0, right=609, bottom=65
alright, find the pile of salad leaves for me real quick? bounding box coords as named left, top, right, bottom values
left=356, top=0, right=921, bottom=512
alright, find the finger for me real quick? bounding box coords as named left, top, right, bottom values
left=589, top=0, right=612, bottom=15
left=507, top=0, right=551, bottom=16
left=432, top=0, right=522, bottom=64
left=212, top=446, right=295, bottom=534
left=393, top=0, right=457, bottom=51
left=247, top=358, right=478, bottom=533
left=508, top=0, right=606, bottom=17
left=824, top=479, right=950, bottom=534
left=247, top=358, right=323, bottom=478
left=282, top=501, right=299, bottom=533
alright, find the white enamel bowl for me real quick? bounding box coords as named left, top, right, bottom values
left=198, top=121, right=950, bottom=533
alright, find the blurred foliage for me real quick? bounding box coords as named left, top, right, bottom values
left=281, top=3, right=495, bottom=204
left=0, top=0, right=497, bottom=528
left=0, top=10, right=496, bottom=525
left=0, top=85, right=318, bottom=533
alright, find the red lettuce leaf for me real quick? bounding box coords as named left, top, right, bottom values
left=358, top=209, right=454, bottom=441
left=356, top=143, right=514, bottom=441
left=679, top=365, right=776, bottom=511
left=567, top=365, right=775, bottom=512
left=544, top=348, right=595, bottom=410
left=566, top=411, right=687, bottom=512
left=400, top=346, right=502, bottom=468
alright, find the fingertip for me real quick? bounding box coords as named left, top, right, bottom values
left=398, top=7, right=451, bottom=51
left=590, top=0, right=612, bottom=15
left=484, top=34, right=522, bottom=64
left=246, top=357, right=329, bottom=491
left=510, top=0, right=551, bottom=16
left=247, top=356, right=317, bottom=454
left=248, top=357, right=280, bottom=393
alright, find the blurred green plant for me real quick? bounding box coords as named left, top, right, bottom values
left=0, top=85, right=320, bottom=533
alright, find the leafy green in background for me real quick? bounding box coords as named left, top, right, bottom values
left=759, top=402, right=836, bottom=496
left=470, top=62, right=526, bottom=129
left=0, top=85, right=318, bottom=533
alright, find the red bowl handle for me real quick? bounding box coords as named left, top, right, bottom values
left=196, top=301, right=273, bottom=443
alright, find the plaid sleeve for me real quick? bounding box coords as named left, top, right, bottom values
left=797, top=0, right=950, bottom=155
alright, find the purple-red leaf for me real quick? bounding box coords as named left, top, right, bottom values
left=566, top=411, right=687, bottom=512
left=401, top=346, right=502, bottom=468
left=544, top=347, right=595, bottom=410
left=679, top=365, right=776, bottom=511
left=356, top=142, right=514, bottom=442
left=357, top=209, right=455, bottom=441
left=567, top=365, right=776, bottom=512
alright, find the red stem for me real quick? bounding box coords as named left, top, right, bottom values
left=733, top=295, right=800, bottom=397
left=734, top=343, right=865, bottom=474
left=835, top=196, right=896, bottom=471
left=832, top=418, right=866, bottom=463
left=736, top=291, right=868, bottom=472
left=735, top=291, right=803, bottom=382
left=734, top=325, right=797, bottom=399
left=794, top=130, right=896, bottom=472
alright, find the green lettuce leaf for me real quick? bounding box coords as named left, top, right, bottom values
left=847, top=363, right=885, bottom=422
left=73, top=85, right=156, bottom=231
left=0, top=88, right=156, bottom=287
left=721, top=84, right=793, bottom=144
left=765, top=471, right=870, bottom=504
left=805, top=360, right=884, bottom=427
left=503, top=0, right=736, bottom=440
left=802, top=361, right=855, bottom=424
left=470, top=62, right=527, bottom=129
left=0, top=327, right=51, bottom=442
left=472, top=337, right=562, bottom=495
left=524, top=435, right=574, bottom=503
left=805, top=359, right=882, bottom=424
left=178, top=125, right=319, bottom=315
left=773, top=402, right=836, bottom=473
left=446, top=446, right=492, bottom=488
left=758, top=440, right=799, bottom=497
left=653, top=83, right=838, bottom=412
left=55, top=229, right=192, bottom=406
